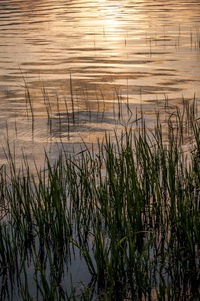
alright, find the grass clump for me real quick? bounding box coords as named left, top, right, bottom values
left=0, top=99, right=200, bottom=300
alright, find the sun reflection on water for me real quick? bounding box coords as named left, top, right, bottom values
left=0, top=0, right=200, bottom=163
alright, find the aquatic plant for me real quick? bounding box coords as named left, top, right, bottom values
left=0, top=98, right=200, bottom=300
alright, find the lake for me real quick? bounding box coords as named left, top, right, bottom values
left=0, top=1, right=200, bottom=300
left=0, top=0, right=200, bottom=164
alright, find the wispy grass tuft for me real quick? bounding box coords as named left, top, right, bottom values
left=0, top=98, right=200, bottom=300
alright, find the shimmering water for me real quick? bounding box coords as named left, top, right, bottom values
left=0, top=0, right=200, bottom=163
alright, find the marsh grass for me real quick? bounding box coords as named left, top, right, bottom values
left=0, top=96, right=200, bottom=300
left=20, top=75, right=147, bottom=144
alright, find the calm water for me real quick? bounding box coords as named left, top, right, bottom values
left=0, top=1, right=200, bottom=298
left=0, top=0, right=200, bottom=163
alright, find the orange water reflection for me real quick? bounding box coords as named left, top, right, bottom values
left=0, top=0, right=200, bottom=164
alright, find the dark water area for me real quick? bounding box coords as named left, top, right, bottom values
left=0, top=0, right=200, bottom=163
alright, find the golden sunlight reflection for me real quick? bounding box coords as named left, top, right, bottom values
left=0, top=0, right=200, bottom=160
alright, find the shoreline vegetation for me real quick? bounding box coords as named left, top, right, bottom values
left=0, top=91, right=200, bottom=300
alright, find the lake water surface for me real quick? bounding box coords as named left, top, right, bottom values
left=0, top=0, right=200, bottom=164
left=0, top=2, right=200, bottom=299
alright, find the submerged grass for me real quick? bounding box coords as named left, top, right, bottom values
left=0, top=98, right=200, bottom=300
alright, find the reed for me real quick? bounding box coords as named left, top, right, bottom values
left=0, top=97, right=199, bottom=300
